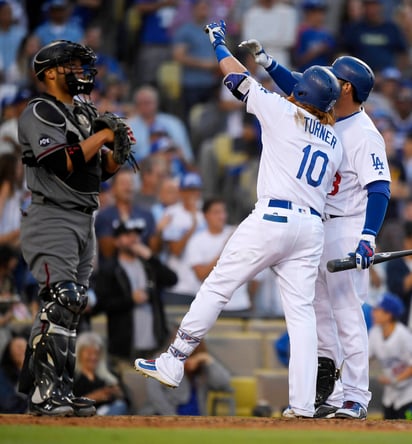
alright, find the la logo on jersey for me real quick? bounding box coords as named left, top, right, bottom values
left=371, top=153, right=385, bottom=174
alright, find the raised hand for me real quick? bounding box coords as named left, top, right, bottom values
left=204, top=20, right=227, bottom=49
left=239, top=39, right=273, bottom=69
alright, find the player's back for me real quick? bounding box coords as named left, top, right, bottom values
left=246, top=79, right=343, bottom=215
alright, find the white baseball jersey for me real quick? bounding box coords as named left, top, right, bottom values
left=247, top=78, right=343, bottom=215
left=325, top=109, right=391, bottom=217
left=369, top=322, right=412, bottom=410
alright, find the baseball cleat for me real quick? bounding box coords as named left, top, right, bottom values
left=29, top=399, right=74, bottom=417
left=66, top=394, right=96, bottom=417
left=314, top=403, right=339, bottom=418
left=282, top=406, right=312, bottom=418
left=334, top=401, right=367, bottom=419
left=134, top=354, right=182, bottom=388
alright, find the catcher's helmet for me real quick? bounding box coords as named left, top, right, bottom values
left=292, top=65, right=340, bottom=113
left=33, top=40, right=97, bottom=95
left=330, top=56, right=375, bottom=103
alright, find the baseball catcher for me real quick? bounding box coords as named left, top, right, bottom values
left=92, top=112, right=139, bottom=170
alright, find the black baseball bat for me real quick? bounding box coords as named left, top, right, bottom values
left=327, top=249, right=412, bottom=273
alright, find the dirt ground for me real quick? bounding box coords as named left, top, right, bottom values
left=1, top=414, right=412, bottom=431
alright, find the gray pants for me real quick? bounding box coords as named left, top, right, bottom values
left=20, top=203, right=96, bottom=291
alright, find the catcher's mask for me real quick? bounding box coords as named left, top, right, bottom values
left=33, top=40, right=97, bottom=96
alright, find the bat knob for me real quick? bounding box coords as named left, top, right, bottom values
left=204, top=26, right=210, bottom=34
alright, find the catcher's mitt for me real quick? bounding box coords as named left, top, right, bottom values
left=92, top=112, right=138, bottom=170
left=315, top=357, right=341, bottom=408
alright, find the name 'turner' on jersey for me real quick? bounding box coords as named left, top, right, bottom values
left=304, top=117, right=337, bottom=149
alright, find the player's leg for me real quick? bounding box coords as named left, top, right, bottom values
left=23, top=283, right=88, bottom=416
left=135, top=208, right=285, bottom=386
left=324, top=219, right=371, bottom=417
left=313, top=260, right=344, bottom=417
left=272, top=212, right=325, bottom=418
left=19, top=207, right=93, bottom=415
left=61, top=229, right=97, bottom=416
left=276, top=263, right=319, bottom=416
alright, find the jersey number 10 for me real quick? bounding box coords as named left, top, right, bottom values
left=296, top=144, right=328, bottom=187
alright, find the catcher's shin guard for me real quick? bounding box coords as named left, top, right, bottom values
left=315, top=357, right=341, bottom=408
left=60, top=285, right=96, bottom=416
left=28, top=282, right=87, bottom=404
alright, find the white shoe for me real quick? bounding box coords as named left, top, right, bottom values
left=134, top=352, right=183, bottom=388
left=282, top=406, right=312, bottom=418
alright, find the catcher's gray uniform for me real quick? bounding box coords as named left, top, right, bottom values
left=19, top=95, right=101, bottom=288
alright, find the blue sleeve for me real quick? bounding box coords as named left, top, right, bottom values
left=266, top=61, right=297, bottom=96
left=362, top=181, right=390, bottom=237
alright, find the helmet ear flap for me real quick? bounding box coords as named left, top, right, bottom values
left=292, top=65, right=340, bottom=113
left=330, top=56, right=374, bottom=103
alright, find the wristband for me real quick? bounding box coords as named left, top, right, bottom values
left=215, top=45, right=232, bottom=62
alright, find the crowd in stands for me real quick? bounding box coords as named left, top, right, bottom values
left=2, top=0, right=412, bottom=417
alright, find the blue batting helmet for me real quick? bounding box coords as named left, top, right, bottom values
left=292, top=65, right=340, bottom=112
left=330, top=56, right=375, bottom=103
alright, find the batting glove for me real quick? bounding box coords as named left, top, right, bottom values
left=238, top=39, right=273, bottom=69
left=204, top=20, right=227, bottom=49
left=354, top=234, right=376, bottom=270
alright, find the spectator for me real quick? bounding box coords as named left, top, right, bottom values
left=139, top=336, right=232, bottom=415
left=198, top=113, right=262, bottom=223
left=82, top=24, right=127, bottom=93
left=403, top=130, right=412, bottom=187
left=131, top=0, right=178, bottom=88
left=0, top=243, right=31, bottom=350
left=341, top=0, right=409, bottom=73
left=5, top=33, right=41, bottom=88
left=241, top=0, right=298, bottom=68
left=151, top=175, right=180, bottom=223
left=133, top=156, right=169, bottom=212
left=74, top=331, right=130, bottom=416
left=94, top=167, right=156, bottom=268
left=0, top=335, right=28, bottom=414
left=375, top=117, right=410, bottom=251
left=128, top=85, right=194, bottom=163
left=0, top=1, right=26, bottom=83
left=0, top=89, right=33, bottom=156
left=93, top=218, right=177, bottom=373
left=369, top=292, right=412, bottom=419
left=162, top=172, right=206, bottom=295
left=185, top=197, right=260, bottom=316
left=33, top=0, right=84, bottom=46
left=293, top=0, right=336, bottom=72
left=385, top=221, right=412, bottom=327
left=172, top=0, right=221, bottom=126
left=389, top=84, right=412, bottom=153
left=0, top=153, right=23, bottom=247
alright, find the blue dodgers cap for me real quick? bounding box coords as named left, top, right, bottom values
left=302, top=0, right=327, bottom=10
left=179, top=172, right=203, bottom=190
left=376, top=293, right=405, bottom=319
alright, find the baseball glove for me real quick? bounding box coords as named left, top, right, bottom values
left=315, top=357, right=341, bottom=408
left=92, top=112, right=138, bottom=170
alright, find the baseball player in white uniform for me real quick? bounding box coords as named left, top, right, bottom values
left=135, top=20, right=343, bottom=418
left=239, top=41, right=391, bottom=419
